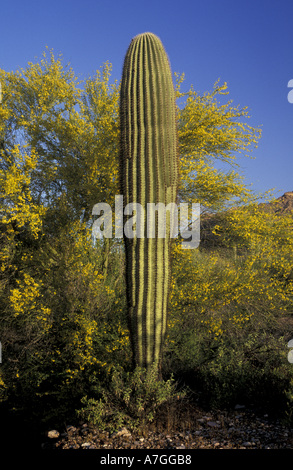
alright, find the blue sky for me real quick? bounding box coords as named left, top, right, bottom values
left=1, top=0, right=293, bottom=199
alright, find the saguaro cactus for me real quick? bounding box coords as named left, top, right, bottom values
left=120, top=32, right=179, bottom=369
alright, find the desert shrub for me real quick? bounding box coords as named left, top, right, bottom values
left=164, top=207, right=293, bottom=419
left=0, top=222, right=130, bottom=423
left=77, top=364, right=184, bottom=432
left=187, top=333, right=293, bottom=414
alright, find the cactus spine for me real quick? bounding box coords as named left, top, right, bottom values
left=120, top=33, right=179, bottom=369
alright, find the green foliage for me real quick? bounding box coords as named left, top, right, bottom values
left=0, top=48, right=292, bottom=431
left=0, top=221, right=130, bottom=422
left=185, top=333, right=293, bottom=413
left=163, top=204, right=293, bottom=419
left=77, top=365, right=183, bottom=432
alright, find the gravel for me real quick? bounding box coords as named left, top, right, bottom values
left=44, top=405, right=293, bottom=450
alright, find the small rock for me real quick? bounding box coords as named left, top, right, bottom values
left=48, top=430, right=60, bottom=439
left=66, top=425, right=77, bottom=433
left=113, top=427, right=132, bottom=438
left=81, top=442, right=91, bottom=448
left=207, top=421, right=220, bottom=428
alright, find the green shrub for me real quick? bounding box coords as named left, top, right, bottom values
left=77, top=365, right=185, bottom=432
left=163, top=219, right=293, bottom=421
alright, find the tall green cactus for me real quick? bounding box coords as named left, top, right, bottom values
left=120, top=32, right=179, bottom=369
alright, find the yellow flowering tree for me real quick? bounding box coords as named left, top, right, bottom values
left=0, top=49, right=269, bottom=419
left=165, top=200, right=293, bottom=410
left=175, top=75, right=261, bottom=211
left=1, top=51, right=261, bottom=222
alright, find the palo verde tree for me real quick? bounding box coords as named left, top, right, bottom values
left=0, top=49, right=260, bottom=228
left=0, top=48, right=262, bottom=410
